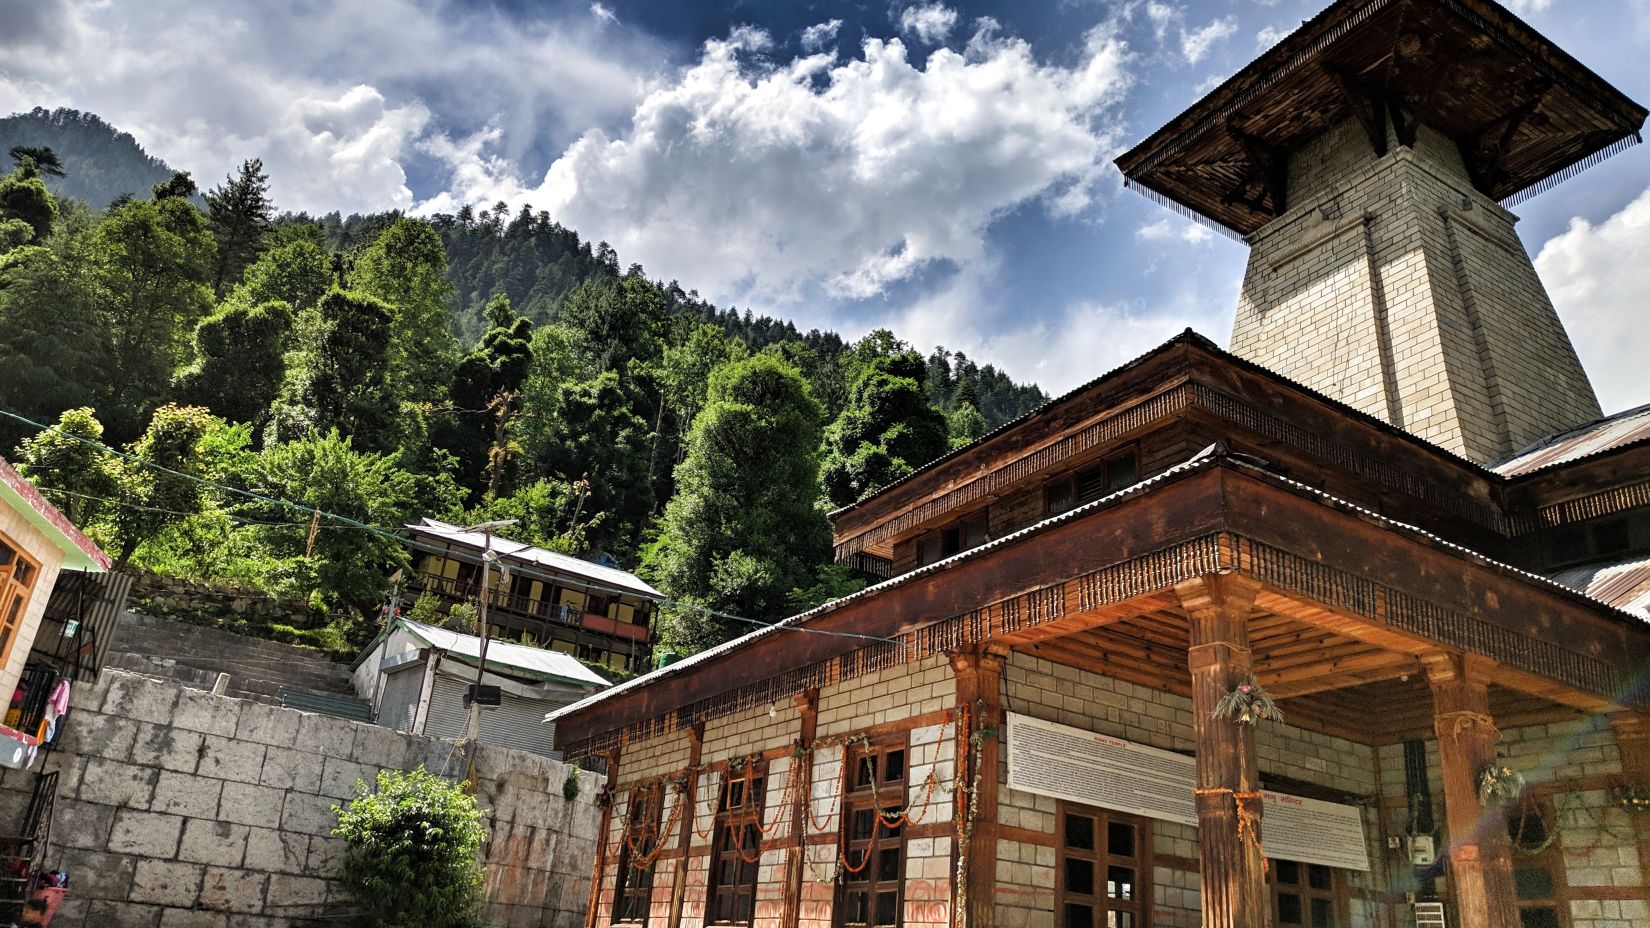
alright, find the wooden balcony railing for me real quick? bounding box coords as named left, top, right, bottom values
left=405, top=574, right=649, bottom=642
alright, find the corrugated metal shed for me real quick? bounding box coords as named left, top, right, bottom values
left=397, top=618, right=611, bottom=689
left=1549, top=557, right=1650, bottom=619
left=406, top=519, right=663, bottom=601
left=1493, top=404, right=1650, bottom=477
left=424, top=673, right=559, bottom=758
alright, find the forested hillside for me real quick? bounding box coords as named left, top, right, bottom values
left=0, top=129, right=1047, bottom=661
left=0, top=108, right=186, bottom=208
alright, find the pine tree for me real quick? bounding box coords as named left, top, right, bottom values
left=205, top=158, right=273, bottom=298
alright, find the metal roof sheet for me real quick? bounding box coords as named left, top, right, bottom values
left=0, top=455, right=109, bottom=572
left=405, top=519, right=663, bottom=601
left=397, top=617, right=612, bottom=689
left=1548, top=557, right=1650, bottom=619
left=1492, top=403, right=1650, bottom=476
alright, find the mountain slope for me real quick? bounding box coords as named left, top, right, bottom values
left=0, top=107, right=180, bottom=207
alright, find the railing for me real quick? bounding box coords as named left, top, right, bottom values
left=405, top=575, right=649, bottom=642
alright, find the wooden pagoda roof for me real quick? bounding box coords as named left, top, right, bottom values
left=1114, top=0, right=1647, bottom=236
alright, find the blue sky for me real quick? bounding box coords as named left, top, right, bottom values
left=3, top=0, right=1648, bottom=412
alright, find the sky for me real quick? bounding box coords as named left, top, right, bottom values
left=2, top=0, right=1648, bottom=415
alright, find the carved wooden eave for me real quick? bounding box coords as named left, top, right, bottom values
left=1113, top=0, right=1648, bottom=236
left=552, top=456, right=1650, bottom=759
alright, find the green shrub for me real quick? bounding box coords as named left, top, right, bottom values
left=332, top=767, right=486, bottom=928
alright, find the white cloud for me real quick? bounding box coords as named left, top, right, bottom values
left=590, top=2, right=617, bottom=26
left=1501, top=0, right=1554, bottom=14
left=422, top=19, right=1134, bottom=308
left=1137, top=217, right=1212, bottom=246
left=1533, top=185, right=1650, bottom=415
left=801, top=19, right=845, bottom=51
left=1181, top=17, right=1237, bottom=64
left=899, top=3, right=960, bottom=44
left=1145, top=2, right=1179, bottom=42
left=0, top=0, right=661, bottom=214
left=1256, top=25, right=1289, bottom=50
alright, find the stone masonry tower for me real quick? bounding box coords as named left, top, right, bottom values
left=1117, top=0, right=1646, bottom=464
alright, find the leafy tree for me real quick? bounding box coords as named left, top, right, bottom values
left=441, top=294, right=533, bottom=494
left=947, top=402, right=988, bottom=449
left=558, top=271, right=663, bottom=374
left=462, top=477, right=602, bottom=555
left=204, top=158, right=274, bottom=297
left=658, top=323, right=748, bottom=458
left=0, top=242, right=105, bottom=433
left=523, top=371, right=654, bottom=556
left=332, top=767, right=485, bottom=928
left=0, top=157, right=56, bottom=246
left=174, top=300, right=294, bottom=431
left=236, top=238, right=332, bottom=312
left=110, top=404, right=220, bottom=568
left=150, top=171, right=197, bottom=200
left=89, top=195, right=215, bottom=439
left=352, top=217, right=459, bottom=399
left=239, top=429, right=454, bottom=616
left=0, top=108, right=180, bottom=206
left=270, top=288, right=402, bottom=453
left=644, top=354, right=831, bottom=650
left=819, top=351, right=950, bottom=507
left=15, top=407, right=121, bottom=527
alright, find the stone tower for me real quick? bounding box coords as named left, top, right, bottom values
left=1116, top=0, right=1646, bottom=464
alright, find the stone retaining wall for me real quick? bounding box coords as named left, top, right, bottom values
left=0, top=670, right=598, bottom=927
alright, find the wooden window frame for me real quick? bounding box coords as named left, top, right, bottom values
left=915, top=511, right=990, bottom=568
left=1507, top=793, right=1572, bottom=928
left=1267, top=859, right=1348, bottom=928
left=706, top=761, right=767, bottom=926
left=834, top=737, right=909, bottom=928
left=613, top=784, right=664, bottom=925
left=0, top=534, right=41, bottom=668
left=1055, top=801, right=1152, bottom=928
left=1043, top=447, right=1140, bottom=517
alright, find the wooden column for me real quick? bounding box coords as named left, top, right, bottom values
left=782, top=689, right=819, bottom=928
left=1607, top=711, right=1650, bottom=885
left=585, top=744, right=622, bottom=928
left=1177, top=575, right=1267, bottom=928
left=951, top=644, right=1006, bottom=928
left=667, top=723, right=704, bottom=928
left=1422, top=653, right=1517, bottom=928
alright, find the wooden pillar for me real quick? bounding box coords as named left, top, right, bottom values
left=1607, top=711, right=1650, bottom=885
left=667, top=723, right=705, bottom=928
left=782, top=689, right=819, bottom=928
left=950, top=644, right=1006, bottom=928
left=1422, top=653, right=1517, bottom=928
left=1176, top=575, right=1267, bottom=928
left=585, top=744, right=622, bottom=928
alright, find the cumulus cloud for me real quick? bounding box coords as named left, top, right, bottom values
left=1141, top=4, right=1237, bottom=65
left=422, top=19, right=1134, bottom=307
left=801, top=19, right=845, bottom=51
left=1137, top=217, right=1212, bottom=246
left=1256, top=25, right=1290, bottom=50
left=0, top=0, right=661, bottom=214
left=899, top=4, right=961, bottom=44
left=1533, top=185, right=1650, bottom=414
left=1501, top=0, right=1554, bottom=14
left=590, top=2, right=618, bottom=26
left=1181, top=17, right=1237, bottom=64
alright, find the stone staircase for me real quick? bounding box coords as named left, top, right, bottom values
left=103, top=611, right=370, bottom=715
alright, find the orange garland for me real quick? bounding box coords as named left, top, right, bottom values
left=1193, top=786, right=1268, bottom=873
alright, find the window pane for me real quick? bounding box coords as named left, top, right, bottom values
left=1065, top=814, right=1095, bottom=851
left=735, top=895, right=752, bottom=923
left=1307, top=865, right=1333, bottom=891
left=845, top=891, right=868, bottom=924
left=1310, top=897, right=1335, bottom=927
left=1065, top=903, right=1094, bottom=928
left=1107, top=822, right=1135, bottom=858
left=884, top=750, right=904, bottom=783
left=1108, top=913, right=1134, bottom=928
left=1275, top=860, right=1301, bottom=886
left=877, top=848, right=900, bottom=882
left=1519, top=908, right=1559, bottom=928
left=1106, top=454, right=1137, bottom=489
left=1107, top=866, right=1134, bottom=901
left=1064, top=858, right=1094, bottom=896
left=857, top=756, right=877, bottom=788
left=1514, top=867, right=1556, bottom=901
left=1278, top=892, right=1304, bottom=925
left=852, top=808, right=875, bottom=840
left=12, top=561, right=31, bottom=586
left=874, top=890, right=897, bottom=926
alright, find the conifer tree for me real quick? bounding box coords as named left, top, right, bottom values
left=205, top=158, right=274, bottom=297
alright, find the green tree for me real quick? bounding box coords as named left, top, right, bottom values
left=204, top=158, right=274, bottom=297
left=946, top=401, right=988, bottom=449
left=270, top=288, right=402, bottom=453
left=558, top=271, right=663, bottom=374
left=658, top=323, right=747, bottom=458
left=111, top=404, right=219, bottom=568
left=14, top=407, right=120, bottom=528
left=7, top=146, right=64, bottom=178
left=332, top=767, right=485, bottom=928
left=441, top=294, right=533, bottom=494
left=89, top=195, right=215, bottom=439
left=236, top=238, right=332, bottom=312
left=150, top=171, right=197, bottom=200
left=524, top=371, right=654, bottom=556
left=174, top=300, right=294, bottom=431
left=0, top=157, right=56, bottom=247
left=644, top=354, right=831, bottom=650
left=352, top=217, right=459, bottom=399
left=462, top=476, right=602, bottom=555
left=0, top=241, right=105, bottom=432
left=819, top=351, right=949, bottom=507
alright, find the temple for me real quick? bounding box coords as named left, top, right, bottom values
left=547, top=2, right=1650, bottom=927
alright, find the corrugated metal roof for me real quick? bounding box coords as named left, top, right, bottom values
left=406, top=519, right=663, bottom=600
left=1548, top=557, right=1650, bottom=619
left=1492, top=404, right=1650, bottom=477
left=397, top=618, right=611, bottom=689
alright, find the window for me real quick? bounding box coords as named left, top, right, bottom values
left=1045, top=450, right=1139, bottom=516
left=1508, top=798, right=1568, bottom=928
left=836, top=740, right=908, bottom=927
left=707, top=763, right=766, bottom=925
left=0, top=539, right=40, bottom=666
left=916, top=512, right=989, bottom=567
left=1057, top=803, right=1149, bottom=928
left=614, top=785, right=663, bottom=924
left=1268, top=860, right=1344, bottom=928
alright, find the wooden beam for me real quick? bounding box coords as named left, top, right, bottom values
left=952, top=645, right=1007, bottom=928
left=1323, top=64, right=1389, bottom=156
left=667, top=723, right=704, bottom=928
left=1423, top=653, right=1518, bottom=928
left=781, top=690, right=818, bottom=928
left=1261, top=653, right=1422, bottom=699
left=585, top=744, right=622, bottom=928
left=1607, top=711, right=1650, bottom=893
left=1177, top=574, right=1268, bottom=928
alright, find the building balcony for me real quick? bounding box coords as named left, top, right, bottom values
left=404, top=574, right=650, bottom=644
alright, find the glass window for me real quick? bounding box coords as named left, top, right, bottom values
left=836, top=740, right=907, bottom=927
left=1507, top=797, right=1567, bottom=928
left=613, top=786, right=662, bottom=925
left=1058, top=805, right=1147, bottom=928
left=707, top=764, right=765, bottom=925
left=1269, top=859, right=1343, bottom=928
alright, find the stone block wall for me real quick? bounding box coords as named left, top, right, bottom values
left=0, top=670, right=598, bottom=928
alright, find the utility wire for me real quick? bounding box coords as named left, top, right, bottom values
left=0, top=406, right=899, bottom=646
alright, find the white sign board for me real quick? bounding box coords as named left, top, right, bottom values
left=1005, top=712, right=1370, bottom=871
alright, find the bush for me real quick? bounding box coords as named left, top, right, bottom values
left=332, top=767, right=486, bottom=928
